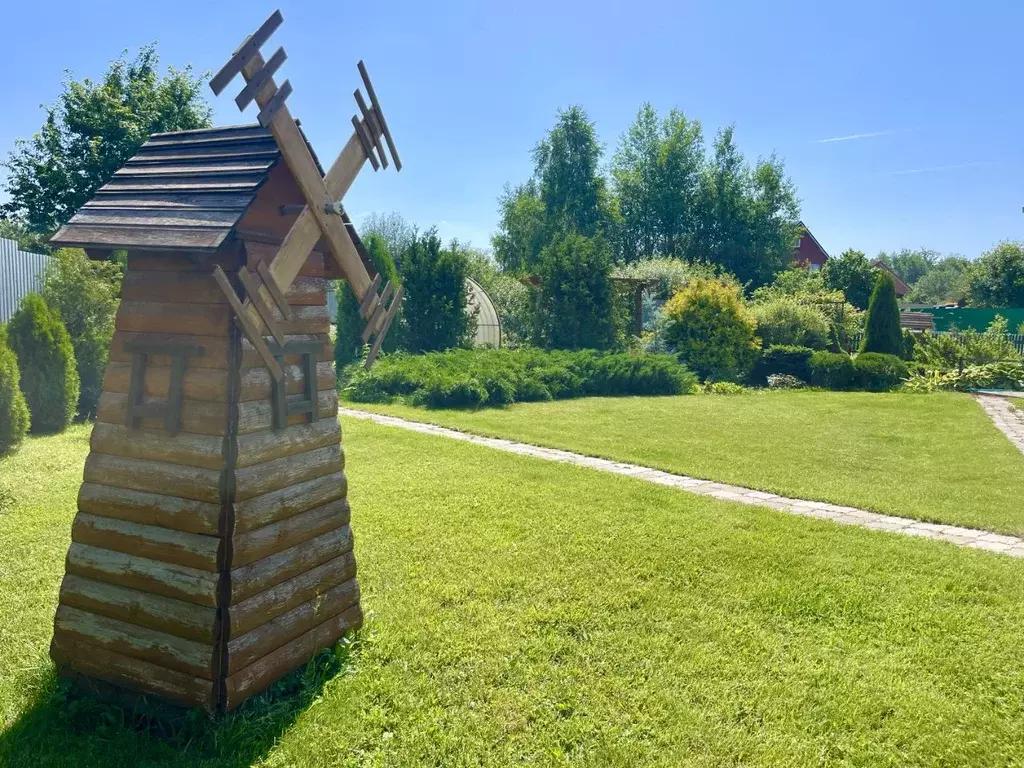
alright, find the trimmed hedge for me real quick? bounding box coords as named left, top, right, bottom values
left=345, top=348, right=698, bottom=408
left=809, top=351, right=856, bottom=390
left=854, top=352, right=908, bottom=392
left=754, top=345, right=813, bottom=384
left=0, top=325, right=30, bottom=455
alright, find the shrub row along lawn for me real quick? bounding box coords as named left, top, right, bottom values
left=355, top=391, right=1024, bottom=536
left=344, top=348, right=697, bottom=408
left=3, top=421, right=1024, bottom=765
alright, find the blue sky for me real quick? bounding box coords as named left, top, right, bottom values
left=4, top=0, right=1023, bottom=259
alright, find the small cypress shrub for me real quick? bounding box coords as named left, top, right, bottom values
left=7, top=294, right=80, bottom=433
left=861, top=272, right=902, bottom=356
left=0, top=325, right=30, bottom=455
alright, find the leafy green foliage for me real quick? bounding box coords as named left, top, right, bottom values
left=345, top=348, right=696, bottom=408
left=335, top=235, right=400, bottom=368
left=751, top=297, right=830, bottom=350
left=809, top=351, right=856, bottom=390
left=754, top=345, right=813, bottom=384
left=905, top=255, right=971, bottom=305
left=965, top=240, right=1024, bottom=307
left=40, top=249, right=122, bottom=419
left=0, top=325, right=30, bottom=455
left=912, top=325, right=1021, bottom=369
left=535, top=232, right=616, bottom=350
left=876, top=248, right=938, bottom=286
left=853, top=352, right=908, bottom=391
left=662, top=277, right=759, bottom=381
left=359, top=212, right=415, bottom=268
left=861, top=272, right=903, bottom=356
left=464, top=247, right=535, bottom=347
left=903, top=361, right=1024, bottom=392
left=6, top=294, right=79, bottom=432
left=823, top=249, right=876, bottom=310
left=704, top=381, right=748, bottom=395
left=2, top=46, right=211, bottom=240
left=611, top=104, right=704, bottom=260
left=398, top=231, right=472, bottom=354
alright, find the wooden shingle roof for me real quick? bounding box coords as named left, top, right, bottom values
left=50, top=124, right=282, bottom=253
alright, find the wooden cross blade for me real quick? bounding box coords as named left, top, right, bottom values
left=365, top=286, right=404, bottom=369
left=210, top=10, right=283, bottom=95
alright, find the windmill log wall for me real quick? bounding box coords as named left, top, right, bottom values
left=50, top=246, right=361, bottom=712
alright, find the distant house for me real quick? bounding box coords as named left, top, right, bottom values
left=0, top=238, right=50, bottom=322
left=792, top=222, right=829, bottom=271
left=871, top=260, right=910, bottom=297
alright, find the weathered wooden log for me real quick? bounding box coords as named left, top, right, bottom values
left=72, top=513, right=221, bottom=572
left=122, top=271, right=325, bottom=307
left=117, top=300, right=232, bottom=336
left=127, top=250, right=236, bottom=274
left=109, top=331, right=331, bottom=370
left=227, top=578, right=359, bottom=674
left=228, top=551, right=357, bottom=637
left=238, top=361, right=335, bottom=402
left=235, top=416, right=340, bottom=468
left=236, top=389, right=338, bottom=434
left=233, top=471, right=347, bottom=533
left=78, top=482, right=221, bottom=536
left=97, top=390, right=338, bottom=436
left=59, top=574, right=217, bottom=643
left=234, top=444, right=342, bottom=501
left=66, top=542, right=219, bottom=607
left=103, top=359, right=332, bottom=403
left=90, top=422, right=225, bottom=470
left=224, top=603, right=362, bottom=710
left=54, top=605, right=214, bottom=678
left=84, top=453, right=222, bottom=504
left=52, top=634, right=213, bottom=710
left=230, top=526, right=352, bottom=603
left=232, top=499, right=349, bottom=567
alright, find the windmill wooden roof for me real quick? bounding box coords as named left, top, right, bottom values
left=50, top=123, right=338, bottom=254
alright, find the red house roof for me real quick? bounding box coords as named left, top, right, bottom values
left=872, top=260, right=910, bottom=297
left=792, top=221, right=829, bottom=269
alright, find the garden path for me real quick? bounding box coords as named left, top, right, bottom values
left=341, top=407, right=1024, bottom=559
left=974, top=393, right=1024, bottom=456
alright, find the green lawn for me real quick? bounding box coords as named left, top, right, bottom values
left=352, top=391, right=1024, bottom=536
left=3, top=418, right=1024, bottom=765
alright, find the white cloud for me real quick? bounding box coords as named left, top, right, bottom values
left=878, top=161, right=994, bottom=177
left=812, top=130, right=896, bottom=144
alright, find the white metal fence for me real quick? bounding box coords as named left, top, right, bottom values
left=0, top=238, right=50, bottom=323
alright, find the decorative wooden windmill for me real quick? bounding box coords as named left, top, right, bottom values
left=46, top=10, right=404, bottom=712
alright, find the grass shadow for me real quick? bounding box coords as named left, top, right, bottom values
left=0, top=633, right=365, bottom=768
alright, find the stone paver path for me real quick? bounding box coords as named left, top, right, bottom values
left=975, top=394, right=1024, bottom=456
left=341, top=408, right=1024, bottom=559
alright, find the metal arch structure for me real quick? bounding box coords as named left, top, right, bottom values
left=466, top=278, right=501, bottom=348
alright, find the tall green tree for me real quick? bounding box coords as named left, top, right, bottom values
left=492, top=180, right=548, bottom=273
left=861, top=272, right=903, bottom=356
left=877, top=248, right=937, bottom=286
left=493, top=106, right=614, bottom=272
left=611, top=104, right=703, bottom=261
left=966, top=241, right=1024, bottom=307
left=0, top=325, right=30, bottom=455
left=2, top=45, right=211, bottom=240
left=535, top=232, right=616, bottom=350
left=360, top=212, right=415, bottom=270
left=41, top=249, right=122, bottom=419
left=399, top=231, right=472, bottom=353
left=334, top=234, right=400, bottom=367
left=822, top=248, right=877, bottom=310
left=906, top=255, right=971, bottom=305
left=691, top=128, right=800, bottom=287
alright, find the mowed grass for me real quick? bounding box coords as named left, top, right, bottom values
left=2, top=419, right=1024, bottom=765
left=353, top=391, right=1024, bottom=536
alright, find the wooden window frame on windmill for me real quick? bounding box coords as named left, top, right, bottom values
left=123, top=340, right=204, bottom=436
left=268, top=340, right=321, bottom=430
